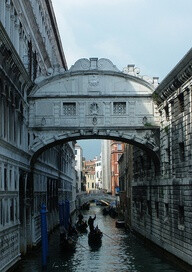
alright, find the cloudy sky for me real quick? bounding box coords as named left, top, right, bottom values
left=51, top=0, right=192, bottom=159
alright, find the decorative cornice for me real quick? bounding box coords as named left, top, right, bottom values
left=0, top=21, right=33, bottom=94
left=154, top=48, right=192, bottom=104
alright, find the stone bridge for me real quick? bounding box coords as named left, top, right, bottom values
left=28, top=58, right=160, bottom=168
left=77, top=192, right=116, bottom=207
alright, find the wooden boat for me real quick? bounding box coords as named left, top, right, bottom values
left=76, top=220, right=88, bottom=233
left=108, top=207, right=118, bottom=218
left=115, top=220, right=125, bottom=228
left=88, top=227, right=103, bottom=246
left=81, top=202, right=90, bottom=210
left=102, top=207, right=109, bottom=216
left=60, top=233, right=76, bottom=252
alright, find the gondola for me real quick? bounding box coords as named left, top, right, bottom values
left=76, top=220, right=88, bottom=233
left=115, top=219, right=125, bottom=228
left=102, top=207, right=109, bottom=216
left=60, top=233, right=76, bottom=252
left=88, top=227, right=103, bottom=246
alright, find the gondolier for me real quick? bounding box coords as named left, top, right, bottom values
left=88, top=214, right=96, bottom=232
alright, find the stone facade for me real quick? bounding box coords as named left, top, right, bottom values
left=101, top=140, right=111, bottom=193
left=75, top=144, right=84, bottom=192
left=84, top=159, right=96, bottom=193
left=0, top=1, right=75, bottom=271
left=130, top=48, right=192, bottom=269
left=28, top=57, right=160, bottom=169
left=119, top=143, right=133, bottom=227
left=111, top=141, right=124, bottom=195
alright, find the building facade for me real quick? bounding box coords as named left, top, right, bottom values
left=95, top=158, right=102, bottom=190
left=75, top=144, right=83, bottom=193
left=131, top=48, right=192, bottom=269
left=84, top=159, right=96, bottom=193
left=101, top=140, right=111, bottom=193
left=111, top=141, right=124, bottom=195
left=0, top=1, right=75, bottom=271
left=118, top=144, right=133, bottom=227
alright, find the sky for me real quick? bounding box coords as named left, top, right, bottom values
left=51, top=0, right=192, bottom=159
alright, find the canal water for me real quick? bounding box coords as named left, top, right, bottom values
left=16, top=204, right=183, bottom=272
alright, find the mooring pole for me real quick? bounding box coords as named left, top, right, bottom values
left=65, top=199, right=70, bottom=230
left=41, top=203, right=48, bottom=269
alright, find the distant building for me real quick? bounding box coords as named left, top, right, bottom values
left=95, top=157, right=102, bottom=189
left=111, top=141, right=125, bottom=195
left=75, top=144, right=83, bottom=193
left=101, top=140, right=111, bottom=193
left=84, top=159, right=96, bottom=192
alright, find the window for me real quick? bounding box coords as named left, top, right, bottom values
left=178, top=93, right=184, bottom=113
left=10, top=199, right=14, bottom=221
left=178, top=205, right=184, bottom=225
left=164, top=104, right=169, bottom=120
left=4, top=168, right=7, bottom=190
left=113, top=102, right=126, bottom=115
left=165, top=203, right=169, bottom=217
left=63, top=103, right=76, bottom=115
left=179, top=142, right=185, bottom=161
left=155, top=201, right=159, bottom=218
left=147, top=200, right=152, bottom=216
left=117, top=144, right=122, bottom=151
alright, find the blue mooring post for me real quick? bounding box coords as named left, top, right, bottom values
left=41, top=203, right=48, bottom=269
left=65, top=200, right=70, bottom=230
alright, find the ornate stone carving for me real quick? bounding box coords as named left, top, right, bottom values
left=92, top=117, right=97, bottom=125
left=90, top=102, right=99, bottom=115
left=88, top=75, right=99, bottom=87
left=69, top=58, right=120, bottom=72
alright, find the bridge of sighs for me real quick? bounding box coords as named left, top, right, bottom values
left=28, top=58, right=160, bottom=168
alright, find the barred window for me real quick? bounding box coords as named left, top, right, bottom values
left=63, top=103, right=76, bottom=115
left=178, top=93, right=184, bottom=113
left=113, top=102, right=126, bottom=115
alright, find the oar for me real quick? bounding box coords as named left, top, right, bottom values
left=103, top=232, right=117, bottom=242
left=68, top=236, right=89, bottom=250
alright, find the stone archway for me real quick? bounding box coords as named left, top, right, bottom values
left=28, top=58, right=160, bottom=168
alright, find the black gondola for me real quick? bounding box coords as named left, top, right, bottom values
left=60, top=233, right=77, bottom=252
left=102, top=207, right=109, bottom=216
left=76, top=220, right=88, bottom=233
left=88, top=227, right=103, bottom=246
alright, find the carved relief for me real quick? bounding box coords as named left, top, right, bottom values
left=90, top=102, right=99, bottom=115
left=88, top=75, right=99, bottom=87
left=92, top=117, right=97, bottom=125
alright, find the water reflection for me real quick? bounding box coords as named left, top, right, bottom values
left=16, top=204, right=183, bottom=272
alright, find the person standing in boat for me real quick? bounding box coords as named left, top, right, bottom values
left=88, top=214, right=96, bottom=232
left=78, top=212, right=84, bottom=223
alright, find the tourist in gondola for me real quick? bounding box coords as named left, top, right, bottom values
left=88, top=214, right=96, bottom=232
left=76, top=211, right=88, bottom=232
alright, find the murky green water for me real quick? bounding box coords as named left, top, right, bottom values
left=16, top=204, right=183, bottom=272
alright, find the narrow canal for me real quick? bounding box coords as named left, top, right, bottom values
left=16, top=204, right=183, bottom=272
